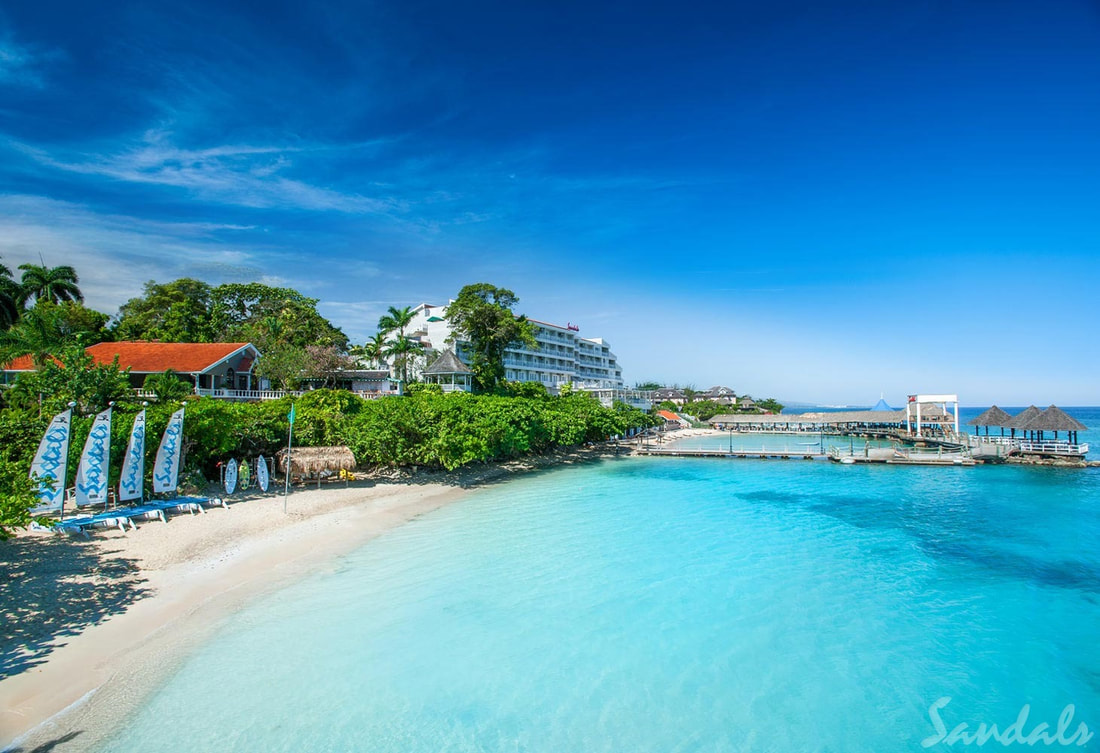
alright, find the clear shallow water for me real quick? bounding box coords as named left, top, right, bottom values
left=100, top=458, right=1100, bottom=752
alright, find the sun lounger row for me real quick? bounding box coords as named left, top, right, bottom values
left=34, top=496, right=226, bottom=537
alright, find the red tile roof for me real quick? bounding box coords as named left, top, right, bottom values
left=85, top=342, right=254, bottom=373
left=4, top=342, right=256, bottom=374
left=4, top=354, right=38, bottom=371
left=658, top=410, right=682, bottom=422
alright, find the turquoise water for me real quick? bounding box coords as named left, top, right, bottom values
left=99, top=458, right=1100, bottom=752
left=664, top=432, right=891, bottom=454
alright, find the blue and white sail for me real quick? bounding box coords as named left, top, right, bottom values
left=153, top=407, right=185, bottom=494
left=29, top=408, right=74, bottom=514
left=74, top=407, right=113, bottom=508
left=118, top=409, right=146, bottom=503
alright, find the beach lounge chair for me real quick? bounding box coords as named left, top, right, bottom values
left=155, top=495, right=228, bottom=512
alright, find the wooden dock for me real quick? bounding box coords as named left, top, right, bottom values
left=633, top=447, right=825, bottom=460
left=629, top=445, right=977, bottom=466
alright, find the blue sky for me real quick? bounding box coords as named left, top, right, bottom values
left=1, top=1, right=1098, bottom=404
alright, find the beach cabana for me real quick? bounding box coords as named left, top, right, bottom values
left=1015, top=405, right=1088, bottom=444
left=1007, top=405, right=1042, bottom=439
left=278, top=446, right=356, bottom=487
left=967, top=405, right=1013, bottom=436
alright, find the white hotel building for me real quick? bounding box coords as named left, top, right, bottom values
left=407, top=303, right=650, bottom=407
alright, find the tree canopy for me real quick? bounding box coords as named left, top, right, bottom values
left=113, top=279, right=348, bottom=350
left=0, top=301, right=111, bottom=367
left=0, top=260, right=20, bottom=330
left=17, top=264, right=84, bottom=306
left=211, top=283, right=348, bottom=350
left=114, top=278, right=216, bottom=342
left=445, top=283, right=536, bottom=392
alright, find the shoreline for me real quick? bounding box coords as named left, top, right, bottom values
left=1, top=442, right=635, bottom=752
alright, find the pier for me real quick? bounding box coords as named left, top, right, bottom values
left=635, top=447, right=825, bottom=460
left=631, top=443, right=978, bottom=466
left=706, top=398, right=1090, bottom=463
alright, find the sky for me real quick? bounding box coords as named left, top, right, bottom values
left=1, top=0, right=1098, bottom=405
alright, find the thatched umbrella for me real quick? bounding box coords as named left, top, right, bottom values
left=277, top=446, right=356, bottom=487
left=1007, top=405, right=1042, bottom=440
left=1016, top=405, right=1088, bottom=444
left=967, top=405, right=1013, bottom=436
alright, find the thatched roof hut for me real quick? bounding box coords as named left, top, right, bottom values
left=1020, top=405, right=1088, bottom=432
left=277, top=446, right=356, bottom=475
left=968, top=405, right=1013, bottom=427
left=1007, top=405, right=1042, bottom=430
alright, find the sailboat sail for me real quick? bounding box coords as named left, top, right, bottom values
left=118, top=409, right=146, bottom=502
left=153, top=407, right=185, bottom=494
left=29, top=408, right=74, bottom=514
left=74, top=407, right=113, bottom=507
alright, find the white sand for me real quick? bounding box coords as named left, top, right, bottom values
left=1, top=480, right=466, bottom=751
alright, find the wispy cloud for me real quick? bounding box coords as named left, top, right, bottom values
left=0, top=32, right=54, bottom=88
left=0, top=194, right=278, bottom=314
left=8, top=130, right=403, bottom=213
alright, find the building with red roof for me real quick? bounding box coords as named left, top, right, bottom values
left=3, top=342, right=261, bottom=393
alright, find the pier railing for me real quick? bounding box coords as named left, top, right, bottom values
left=1017, top=440, right=1089, bottom=456
left=964, top=435, right=1089, bottom=457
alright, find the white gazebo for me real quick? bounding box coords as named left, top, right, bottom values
left=904, top=393, right=959, bottom=437
left=422, top=349, right=473, bottom=392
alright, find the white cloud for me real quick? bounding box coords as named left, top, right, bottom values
left=0, top=195, right=274, bottom=315
left=0, top=34, right=53, bottom=88
left=8, top=131, right=402, bottom=214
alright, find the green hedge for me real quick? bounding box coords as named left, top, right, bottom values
left=0, top=390, right=656, bottom=535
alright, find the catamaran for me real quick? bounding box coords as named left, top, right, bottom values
left=31, top=403, right=225, bottom=535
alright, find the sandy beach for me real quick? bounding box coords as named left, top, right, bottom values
left=1, top=478, right=472, bottom=751
left=0, top=443, right=639, bottom=752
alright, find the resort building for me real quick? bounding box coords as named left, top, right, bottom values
left=3, top=342, right=261, bottom=394
left=2, top=341, right=401, bottom=402
left=300, top=369, right=399, bottom=396
left=652, top=388, right=687, bottom=405
left=405, top=303, right=626, bottom=392
left=698, top=386, right=737, bottom=404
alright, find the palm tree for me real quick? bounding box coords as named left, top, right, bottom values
left=384, top=333, right=424, bottom=385
left=0, top=260, right=21, bottom=330
left=377, top=305, right=414, bottom=338
left=363, top=332, right=389, bottom=368
left=18, top=263, right=83, bottom=306
left=0, top=304, right=68, bottom=367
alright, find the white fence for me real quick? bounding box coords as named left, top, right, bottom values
left=135, top=388, right=396, bottom=402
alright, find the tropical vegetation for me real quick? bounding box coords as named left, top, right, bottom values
left=0, top=382, right=655, bottom=538
left=0, top=263, right=659, bottom=537
left=445, top=283, right=536, bottom=392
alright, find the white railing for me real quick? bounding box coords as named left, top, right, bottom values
left=968, top=435, right=1017, bottom=446
left=135, top=387, right=398, bottom=402
left=1018, top=440, right=1089, bottom=456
